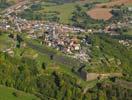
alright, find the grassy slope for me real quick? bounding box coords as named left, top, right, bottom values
left=0, top=34, right=15, bottom=50
left=0, top=85, right=39, bottom=100
left=42, top=3, right=76, bottom=24
left=0, top=32, right=132, bottom=99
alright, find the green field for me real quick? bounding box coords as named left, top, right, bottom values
left=0, top=85, right=39, bottom=100
left=43, top=3, right=76, bottom=23
left=39, top=0, right=111, bottom=23
left=0, top=34, right=15, bottom=50
left=19, top=0, right=111, bottom=24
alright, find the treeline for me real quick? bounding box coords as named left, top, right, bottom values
left=71, top=5, right=106, bottom=29
left=18, top=6, right=60, bottom=22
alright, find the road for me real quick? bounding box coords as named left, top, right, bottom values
left=1, top=0, right=30, bottom=15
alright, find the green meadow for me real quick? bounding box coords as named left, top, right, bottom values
left=42, top=3, right=77, bottom=24
left=0, top=85, right=39, bottom=100
left=37, top=0, right=110, bottom=23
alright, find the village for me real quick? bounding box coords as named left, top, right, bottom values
left=0, top=0, right=132, bottom=62
left=0, top=15, right=132, bottom=62
left=0, top=1, right=132, bottom=99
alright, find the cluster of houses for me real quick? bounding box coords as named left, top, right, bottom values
left=0, top=3, right=132, bottom=62
left=0, top=15, right=90, bottom=61
left=43, top=25, right=81, bottom=53
left=104, top=22, right=129, bottom=35
left=40, top=25, right=90, bottom=61
left=119, top=40, right=132, bottom=49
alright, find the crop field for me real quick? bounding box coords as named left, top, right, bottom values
left=19, top=0, right=112, bottom=23
left=87, top=8, right=112, bottom=20
left=38, top=0, right=108, bottom=23
left=87, top=0, right=132, bottom=20
left=40, top=0, right=92, bottom=24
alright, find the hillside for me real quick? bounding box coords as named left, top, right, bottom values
left=0, top=31, right=132, bottom=99
left=0, top=0, right=132, bottom=99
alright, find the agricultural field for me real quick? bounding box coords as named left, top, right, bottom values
left=87, top=0, right=132, bottom=20
left=41, top=3, right=77, bottom=24
left=38, top=0, right=111, bottom=23
left=87, top=8, right=112, bottom=21
left=19, top=0, right=110, bottom=24
left=19, top=1, right=87, bottom=24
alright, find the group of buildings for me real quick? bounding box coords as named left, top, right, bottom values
left=0, top=3, right=132, bottom=62
left=0, top=15, right=90, bottom=62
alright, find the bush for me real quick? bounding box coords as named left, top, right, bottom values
left=12, top=91, right=22, bottom=97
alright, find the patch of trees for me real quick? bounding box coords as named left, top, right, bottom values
left=110, top=7, right=130, bottom=22
left=0, top=52, right=83, bottom=99
left=88, top=34, right=132, bottom=80
left=71, top=5, right=106, bottom=29
left=31, top=4, right=42, bottom=11
left=85, top=82, right=132, bottom=100
left=19, top=8, right=60, bottom=22
left=83, top=2, right=95, bottom=10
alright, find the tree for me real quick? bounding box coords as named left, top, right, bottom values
left=75, top=5, right=82, bottom=12
left=50, top=54, right=54, bottom=60
left=42, top=62, right=47, bottom=70
left=16, top=34, right=23, bottom=48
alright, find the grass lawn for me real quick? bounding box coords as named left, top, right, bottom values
left=0, top=85, right=39, bottom=100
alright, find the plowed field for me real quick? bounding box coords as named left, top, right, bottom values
left=87, top=0, right=132, bottom=20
